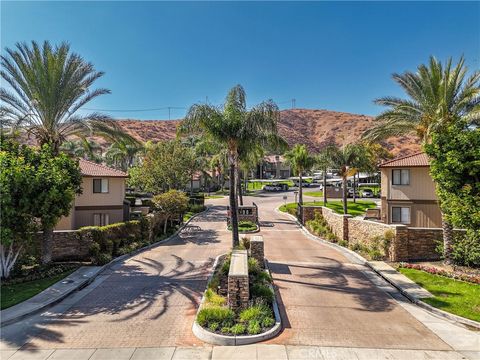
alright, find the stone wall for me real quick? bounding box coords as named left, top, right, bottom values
left=300, top=205, right=462, bottom=262
left=250, top=235, right=264, bottom=268
left=228, top=250, right=249, bottom=310
left=34, top=230, right=93, bottom=261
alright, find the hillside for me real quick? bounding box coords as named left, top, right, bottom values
left=114, top=109, right=420, bottom=157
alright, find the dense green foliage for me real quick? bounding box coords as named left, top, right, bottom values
left=153, top=190, right=190, bottom=234
left=280, top=201, right=376, bottom=217
left=0, top=141, right=82, bottom=272
left=128, top=140, right=197, bottom=193
left=284, top=144, right=316, bottom=205
left=399, top=268, right=480, bottom=322
left=425, top=121, right=480, bottom=266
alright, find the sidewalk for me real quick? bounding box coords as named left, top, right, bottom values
left=0, top=344, right=473, bottom=360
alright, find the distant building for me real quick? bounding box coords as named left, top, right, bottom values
left=257, top=155, right=291, bottom=179
left=56, top=159, right=129, bottom=230
left=379, top=153, right=441, bottom=228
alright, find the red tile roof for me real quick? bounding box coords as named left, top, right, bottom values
left=79, top=159, right=128, bottom=177
left=379, top=152, right=430, bottom=168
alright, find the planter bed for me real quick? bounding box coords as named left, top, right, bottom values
left=227, top=221, right=260, bottom=234
left=193, top=253, right=281, bottom=345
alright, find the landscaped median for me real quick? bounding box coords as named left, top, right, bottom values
left=227, top=220, right=259, bottom=233
left=193, top=236, right=281, bottom=345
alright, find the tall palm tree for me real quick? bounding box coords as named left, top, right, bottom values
left=316, top=145, right=335, bottom=206
left=0, top=41, right=131, bottom=153
left=328, top=143, right=365, bottom=214
left=363, top=56, right=480, bottom=263
left=0, top=41, right=133, bottom=264
left=179, top=85, right=280, bottom=247
left=105, top=139, right=143, bottom=171
left=284, top=144, right=316, bottom=205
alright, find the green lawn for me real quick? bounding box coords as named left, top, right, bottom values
left=205, top=195, right=224, bottom=199
left=398, top=268, right=480, bottom=322
left=1, top=270, right=76, bottom=309
left=304, top=191, right=323, bottom=197
left=279, top=200, right=376, bottom=216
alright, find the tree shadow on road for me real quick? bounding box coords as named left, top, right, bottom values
left=0, top=254, right=215, bottom=350
left=269, top=257, right=396, bottom=314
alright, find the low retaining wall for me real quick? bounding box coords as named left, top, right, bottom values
left=300, top=205, right=461, bottom=262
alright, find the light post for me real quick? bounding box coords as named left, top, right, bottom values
left=294, top=191, right=299, bottom=204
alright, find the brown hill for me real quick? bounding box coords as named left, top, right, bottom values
left=114, top=109, right=420, bottom=157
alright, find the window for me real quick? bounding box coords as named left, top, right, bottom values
left=392, top=169, right=410, bottom=185
left=93, top=179, right=109, bottom=193
left=93, top=213, right=109, bottom=226
left=392, top=207, right=411, bottom=224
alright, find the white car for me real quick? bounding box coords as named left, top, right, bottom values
left=362, top=189, right=374, bottom=198
left=263, top=184, right=282, bottom=192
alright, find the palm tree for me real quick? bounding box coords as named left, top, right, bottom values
left=363, top=56, right=480, bottom=263
left=106, top=139, right=143, bottom=171
left=0, top=41, right=133, bottom=264
left=284, top=144, right=316, bottom=205
left=328, top=143, right=365, bottom=214
left=179, top=85, right=280, bottom=247
left=316, top=146, right=335, bottom=206
left=0, top=41, right=131, bottom=154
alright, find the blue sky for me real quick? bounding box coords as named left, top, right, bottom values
left=2, top=1, right=479, bottom=120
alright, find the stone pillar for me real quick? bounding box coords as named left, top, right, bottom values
left=342, top=215, right=352, bottom=242
left=227, top=250, right=249, bottom=310
left=390, top=225, right=409, bottom=261
left=250, top=235, right=264, bottom=268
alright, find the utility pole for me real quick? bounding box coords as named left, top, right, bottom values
left=167, top=107, right=171, bottom=120
left=292, top=98, right=296, bottom=109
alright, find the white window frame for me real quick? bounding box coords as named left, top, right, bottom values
left=392, top=169, right=410, bottom=185
left=93, top=178, right=109, bottom=193
left=391, top=206, right=411, bottom=224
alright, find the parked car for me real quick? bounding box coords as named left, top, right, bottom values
left=293, top=181, right=311, bottom=188
left=263, top=184, right=282, bottom=192
left=347, top=188, right=360, bottom=197
left=362, top=188, right=374, bottom=198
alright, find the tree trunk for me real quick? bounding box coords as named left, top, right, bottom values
left=164, top=215, right=170, bottom=234
left=41, top=226, right=54, bottom=265
left=353, top=172, right=357, bottom=203
left=190, top=175, right=194, bottom=196
left=229, top=162, right=240, bottom=248
left=342, top=177, right=348, bottom=214
left=442, top=214, right=453, bottom=264
left=323, top=168, right=327, bottom=206
left=237, top=165, right=243, bottom=206
left=299, top=171, right=303, bottom=205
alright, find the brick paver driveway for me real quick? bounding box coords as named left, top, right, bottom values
left=1, top=206, right=231, bottom=350
left=246, top=194, right=451, bottom=349
left=1, top=192, right=470, bottom=353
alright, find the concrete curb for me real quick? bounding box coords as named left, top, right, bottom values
left=275, top=205, right=480, bottom=331
left=192, top=255, right=282, bottom=346
left=1, top=206, right=211, bottom=326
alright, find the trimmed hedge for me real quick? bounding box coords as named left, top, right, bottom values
left=79, top=217, right=151, bottom=265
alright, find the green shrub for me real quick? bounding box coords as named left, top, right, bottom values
left=230, top=324, right=246, bottom=335
left=197, top=306, right=235, bottom=327
left=94, top=253, right=112, bottom=265
left=326, top=232, right=337, bottom=242
left=337, top=240, right=348, bottom=247
left=241, top=237, right=251, bottom=250
left=247, top=320, right=261, bottom=334
left=262, top=316, right=275, bottom=327
left=189, top=204, right=206, bottom=213
left=208, top=273, right=220, bottom=290
left=251, top=284, right=274, bottom=303
left=248, top=258, right=261, bottom=276
left=221, top=257, right=231, bottom=275
left=239, top=304, right=272, bottom=323
left=254, top=271, right=272, bottom=284
left=205, top=289, right=226, bottom=306
left=220, top=327, right=230, bottom=334
left=208, top=322, right=219, bottom=332
left=452, top=230, right=480, bottom=267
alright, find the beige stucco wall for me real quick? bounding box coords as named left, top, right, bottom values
left=381, top=167, right=438, bottom=201
left=76, top=177, right=126, bottom=207
left=55, top=206, right=75, bottom=230
left=75, top=209, right=124, bottom=229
